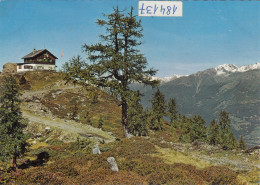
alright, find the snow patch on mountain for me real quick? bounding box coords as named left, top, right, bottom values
left=152, top=75, right=184, bottom=83
left=215, top=62, right=260, bottom=75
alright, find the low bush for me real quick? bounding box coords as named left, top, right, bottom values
left=16, top=169, right=71, bottom=184
left=201, top=166, right=240, bottom=185
left=119, top=156, right=167, bottom=176
left=100, top=171, right=148, bottom=185
left=46, top=139, right=64, bottom=146
left=111, top=137, right=157, bottom=157
left=48, top=159, right=79, bottom=177
left=146, top=170, right=206, bottom=185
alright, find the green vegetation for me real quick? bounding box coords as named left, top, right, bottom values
left=0, top=76, right=28, bottom=169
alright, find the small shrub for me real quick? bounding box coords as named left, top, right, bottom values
left=47, top=158, right=79, bottom=177
left=75, top=168, right=112, bottom=184
left=112, top=137, right=157, bottom=157
left=68, top=138, right=92, bottom=151
left=100, top=171, right=148, bottom=185
left=119, top=156, right=168, bottom=176
left=46, top=139, right=64, bottom=146
left=16, top=169, right=71, bottom=184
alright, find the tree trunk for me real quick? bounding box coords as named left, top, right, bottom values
left=13, top=155, right=17, bottom=170
left=121, top=99, right=130, bottom=138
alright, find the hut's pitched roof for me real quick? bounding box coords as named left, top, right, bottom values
left=22, top=49, right=58, bottom=59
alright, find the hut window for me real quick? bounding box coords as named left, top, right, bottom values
left=24, top=65, right=33, bottom=69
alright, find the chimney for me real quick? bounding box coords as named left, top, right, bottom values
left=33, top=48, right=36, bottom=54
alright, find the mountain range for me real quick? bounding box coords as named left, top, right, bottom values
left=131, top=63, right=260, bottom=146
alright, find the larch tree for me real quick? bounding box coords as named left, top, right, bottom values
left=150, top=89, right=166, bottom=130
left=63, top=7, right=158, bottom=137
left=0, top=76, right=28, bottom=169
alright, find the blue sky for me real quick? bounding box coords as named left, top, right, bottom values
left=0, top=0, right=259, bottom=77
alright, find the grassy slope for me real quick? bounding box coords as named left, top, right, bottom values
left=0, top=71, right=259, bottom=184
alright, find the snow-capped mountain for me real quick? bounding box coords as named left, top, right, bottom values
left=215, top=62, right=260, bottom=75
left=152, top=63, right=260, bottom=83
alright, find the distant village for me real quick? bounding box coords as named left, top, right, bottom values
left=2, top=49, right=57, bottom=74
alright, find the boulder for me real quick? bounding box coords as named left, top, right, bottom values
left=92, top=144, right=101, bottom=155
left=45, top=126, right=51, bottom=131
left=107, top=157, right=119, bottom=172
left=2, top=63, right=17, bottom=73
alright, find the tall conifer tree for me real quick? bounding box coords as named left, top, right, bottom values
left=168, top=98, right=178, bottom=124
left=208, top=119, right=222, bottom=145
left=238, top=135, right=247, bottom=150
left=219, top=110, right=231, bottom=135
left=218, top=110, right=237, bottom=150
left=0, top=76, right=28, bottom=169
left=150, top=89, right=166, bottom=130
left=127, top=91, right=148, bottom=136
left=191, top=115, right=207, bottom=142
left=179, top=116, right=192, bottom=143
left=63, top=7, right=158, bottom=137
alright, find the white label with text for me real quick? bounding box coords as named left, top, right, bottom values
left=138, top=1, right=183, bottom=17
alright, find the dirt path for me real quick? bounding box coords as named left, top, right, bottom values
left=22, top=111, right=115, bottom=143
left=22, top=85, right=80, bottom=98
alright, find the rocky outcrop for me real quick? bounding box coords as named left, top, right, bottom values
left=2, top=63, right=17, bottom=73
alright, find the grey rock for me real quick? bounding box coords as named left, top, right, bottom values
left=45, top=126, right=51, bottom=131
left=92, top=144, right=101, bottom=155
left=107, top=157, right=119, bottom=172
left=125, top=132, right=134, bottom=139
